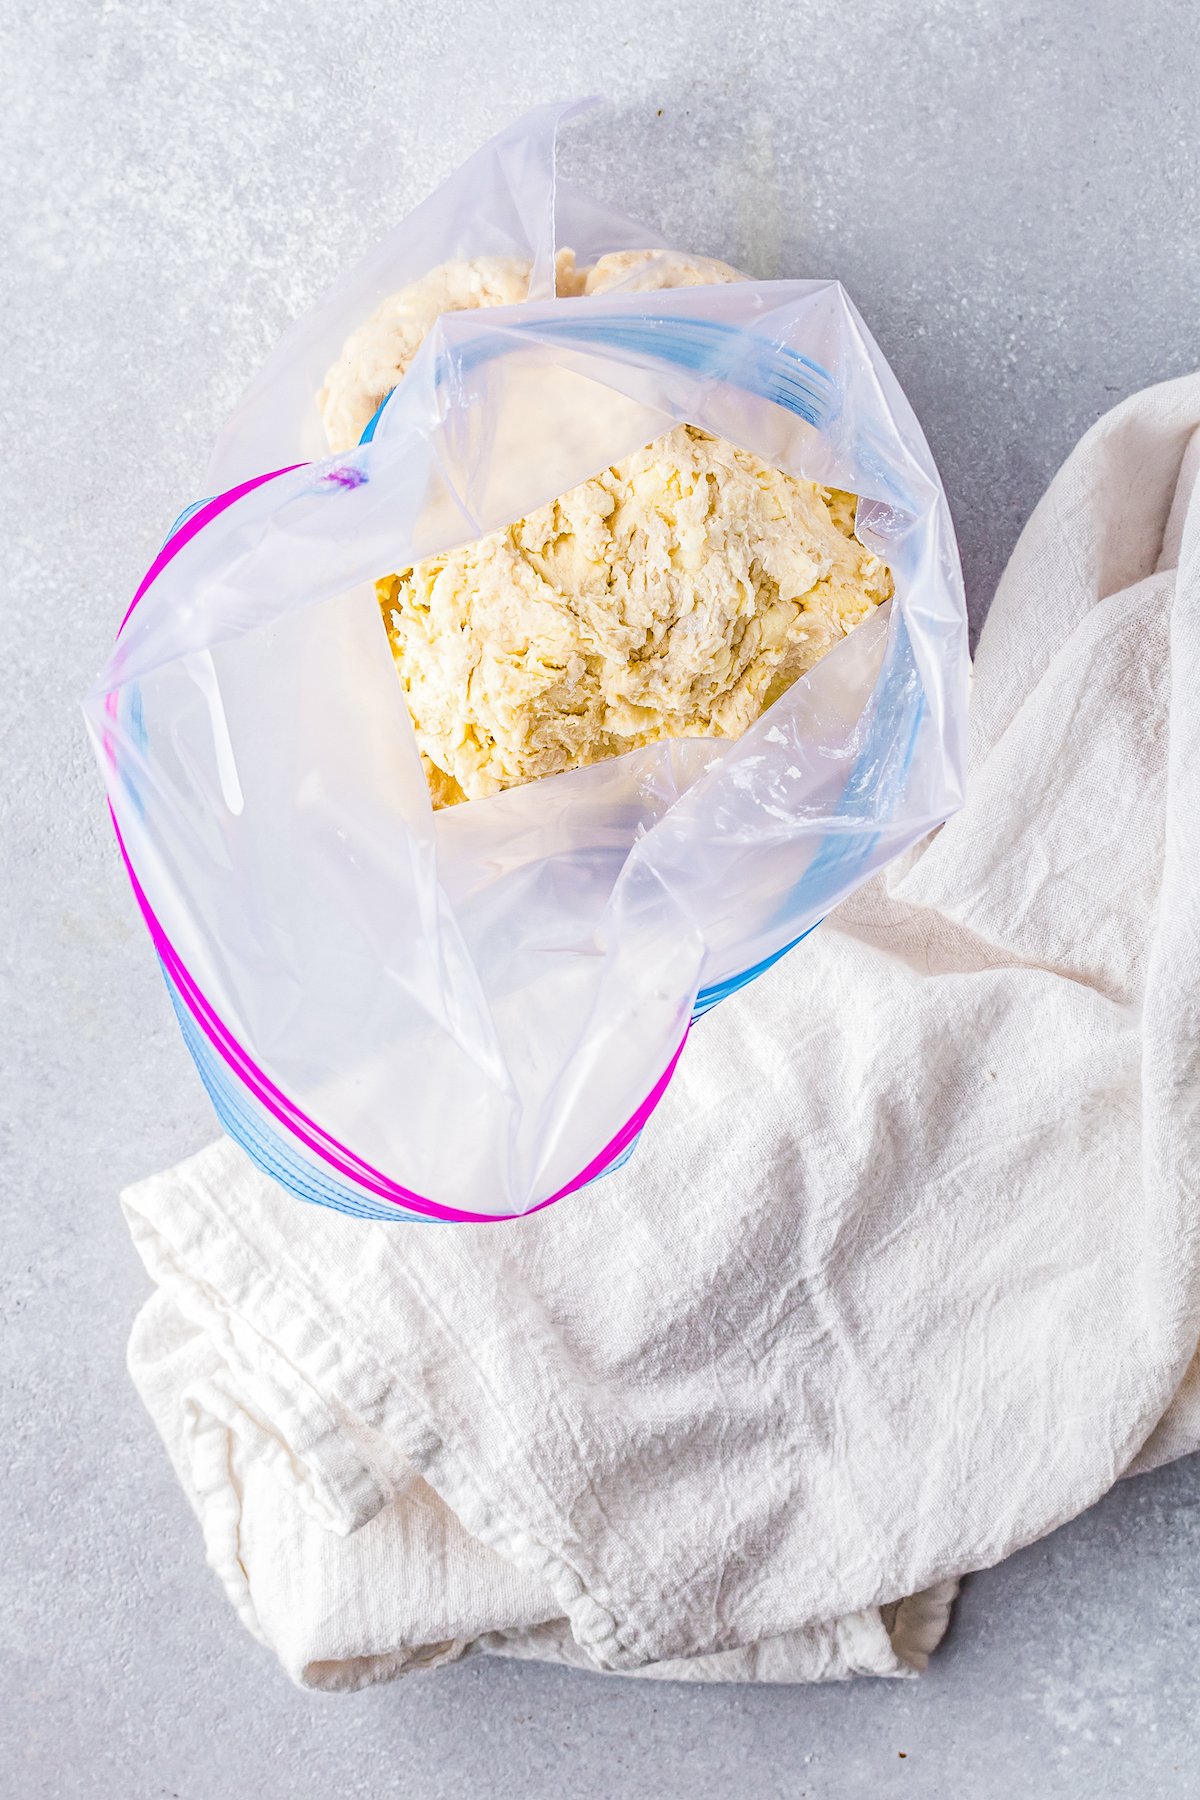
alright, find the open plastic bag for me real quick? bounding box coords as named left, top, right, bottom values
left=86, top=101, right=970, bottom=1221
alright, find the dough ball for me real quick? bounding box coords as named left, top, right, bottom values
left=321, top=251, right=577, bottom=452
left=377, top=425, right=892, bottom=804
left=321, top=250, right=892, bottom=807
left=319, top=249, right=744, bottom=452
left=583, top=248, right=747, bottom=295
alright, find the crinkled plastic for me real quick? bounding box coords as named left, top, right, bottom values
left=85, top=101, right=970, bottom=1222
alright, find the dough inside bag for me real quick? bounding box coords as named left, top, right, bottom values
left=321, top=251, right=893, bottom=807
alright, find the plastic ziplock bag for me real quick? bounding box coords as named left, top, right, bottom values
left=85, top=101, right=970, bottom=1222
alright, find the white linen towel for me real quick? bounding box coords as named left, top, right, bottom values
left=124, top=373, right=1200, bottom=1691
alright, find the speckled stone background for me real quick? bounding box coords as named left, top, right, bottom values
left=5, top=2, right=1200, bottom=1795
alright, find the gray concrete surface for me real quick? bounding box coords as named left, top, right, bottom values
left=4, top=1, right=1200, bottom=1794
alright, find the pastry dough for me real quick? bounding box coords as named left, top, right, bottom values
left=322, top=254, right=893, bottom=805
left=377, top=426, right=891, bottom=802
left=319, top=249, right=744, bottom=452
left=582, top=247, right=746, bottom=296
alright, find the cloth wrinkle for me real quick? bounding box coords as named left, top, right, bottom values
left=122, top=373, right=1200, bottom=1688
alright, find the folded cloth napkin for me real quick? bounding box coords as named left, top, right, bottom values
left=124, top=373, right=1200, bottom=1692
